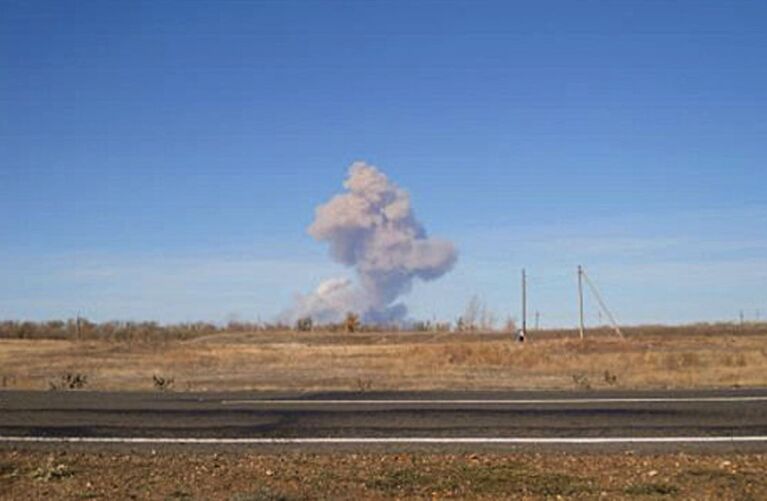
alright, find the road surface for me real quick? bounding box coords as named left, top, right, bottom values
left=1, top=389, right=767, bottom=451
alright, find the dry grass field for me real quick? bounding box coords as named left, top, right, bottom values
left=2, top=325, right=767, bottom=500
left=1, top=324, right=766, bottom=392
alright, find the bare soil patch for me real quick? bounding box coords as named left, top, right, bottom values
left=1, top=449, right=765, bottom=500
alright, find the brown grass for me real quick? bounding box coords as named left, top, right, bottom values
left=1, top=324, right=766, bottom=391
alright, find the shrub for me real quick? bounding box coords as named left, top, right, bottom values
left=572, top=373, right=591, bottom=390
left=152, top=374, right=175, bottom=391
left=356, top=377, right=373, bottom=392
left=345, top=313, right=360, bottom=333
left=295, top=317, right=313, bottom=332
left=48, top=373, right=88, bottom=391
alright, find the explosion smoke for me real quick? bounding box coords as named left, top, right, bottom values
left=289, top=162, right=457, bottom=324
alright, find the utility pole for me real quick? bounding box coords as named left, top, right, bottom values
left=535, top=310, right=540, bottom=330
left=520, top=268, right=527, bottom=342
left=577, top=265, right=585, bottom=340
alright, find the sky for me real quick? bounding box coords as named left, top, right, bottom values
left=1, top=0, right=765, bottom=327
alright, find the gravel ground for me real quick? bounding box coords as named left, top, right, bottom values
left=1, top=449, right=765, bottom=500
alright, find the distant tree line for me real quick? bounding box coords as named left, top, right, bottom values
left=0, top=319, right=222, bottom=342
left=0, top=296, right=521, bottom=341
left=1, top=317, right=762, bottom=342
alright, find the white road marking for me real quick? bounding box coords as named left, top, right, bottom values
left=1, top=436, right=766, bottom=445
left=221, top=396, right=767, bottom=406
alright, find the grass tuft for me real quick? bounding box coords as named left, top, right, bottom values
left=625, top=482, right=679, bottom=496
left=366, top=460, right=592, bottom=497
left=229, top=487, right=302, bottom=501
left=31, top=457, right=73, bottom=482
left=48, top=373, right=88, bottom=391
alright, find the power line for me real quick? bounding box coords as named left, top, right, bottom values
left=581, top=267, right=624, bottom=339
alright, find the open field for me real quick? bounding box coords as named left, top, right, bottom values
left=3, top=327, right=766, bottom=500
left=1, top=324, right=766, bottom=392
left=1, top=449, right=766, bottom=500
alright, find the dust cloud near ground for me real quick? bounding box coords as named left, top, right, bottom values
left=1, top=324, right=766, bottom=392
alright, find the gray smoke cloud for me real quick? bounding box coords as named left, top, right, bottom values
left=289, top=162, right=457, bottom=324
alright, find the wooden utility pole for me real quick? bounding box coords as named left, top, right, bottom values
left=577, top=265, right=585, bottom=339
left=521, top=268, right=527, bottom=341
left=535, top=310, right=540, bottom=330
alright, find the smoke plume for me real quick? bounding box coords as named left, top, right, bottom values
left=289, top=162, right=457, bottom=324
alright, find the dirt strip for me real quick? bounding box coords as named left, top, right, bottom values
left=1, top=448, right=766, bottom=500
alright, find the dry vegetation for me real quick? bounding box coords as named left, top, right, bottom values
left=2, top=324, right=766, bottom=500
left=1, top=449, right=765, bottom=500
left=1, top=323, right=766, bottom=391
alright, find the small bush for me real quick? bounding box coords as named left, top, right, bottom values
left=153, top=374, right=175, bottom=391
left=572, top=373, right=591, bottom=390
left=48, top=373, right=88, bottom=391
left=0, top=461, right=18, bottom=479
left=356, top=377, right=373, bottom=392
left=413, top=321, right=432, bottom=332
left=294, top=317, right=313, bottom=332
left=345, top=313, right=360, bottom=333
left=32, top=457, right=73, bottom=482
left=1, top=375, right=16, bottom=388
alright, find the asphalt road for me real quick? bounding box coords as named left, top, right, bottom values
left=2, top=389, right=767, bottom=452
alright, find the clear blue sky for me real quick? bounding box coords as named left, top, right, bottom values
left=2, top=0, right=765, bottom=326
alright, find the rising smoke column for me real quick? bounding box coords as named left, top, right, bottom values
left=290, top=162, right=457, bottom=324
